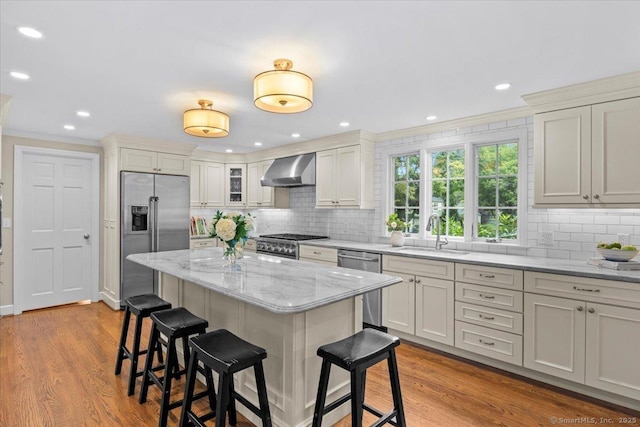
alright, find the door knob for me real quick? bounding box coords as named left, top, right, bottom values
left=84, top=234, right=90, bottom=239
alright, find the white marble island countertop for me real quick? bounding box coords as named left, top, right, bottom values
left=127, top=248, right=401, bottom=314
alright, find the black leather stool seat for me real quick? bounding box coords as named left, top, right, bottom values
left=317, top=328, right=400, bottom=371
left=312, top=329, right=406, bottom=427
left=150, top=307, right=209, bottom=338
left=179, top=329, right=272, bottom=427
left=126, top=294, right=172, bottom=316
left=115, top=294, right=172, bottom=396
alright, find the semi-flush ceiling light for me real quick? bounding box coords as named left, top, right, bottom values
left=18, top=26, right=42, bottom=39
left=495, top=83, right=511, bottom=91
left=183, top=99, right=229, bottom=138
left=254, top=58, right=313, bottom=113
left=10, top=71, right=30, bottom=80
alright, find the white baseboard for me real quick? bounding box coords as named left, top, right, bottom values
left=100, top=292, right=121, bottom=310
left=0, top=305, right=15, bottom=316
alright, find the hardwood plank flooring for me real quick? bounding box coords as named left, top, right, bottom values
left=0, top=302, right=637, bottom=426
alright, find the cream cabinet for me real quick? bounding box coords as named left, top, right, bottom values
left=316, top=144, right=374, bottom=209
left=121, top=148, right=190, bottom=175
left=190, top=238, right=216, bottom=249
left=299, top=245, right=337, bottom=266
left=225, top=164, right=246, bottom=207
left=524, top=272, right=640, bottom=400
left=190, top=160, right=224, bottom=208
left=247, top=160, right=290, bottom=208
left=534, top=97, right=640, bottom=206
left=382, top=255, right=455, bottom=344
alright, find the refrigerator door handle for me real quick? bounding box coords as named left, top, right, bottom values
left=149, top=196, right=159, bottom=252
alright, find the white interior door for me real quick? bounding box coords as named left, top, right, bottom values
left=15, top=148, right=98, bottom=312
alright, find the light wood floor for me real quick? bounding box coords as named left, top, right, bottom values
left=0, top=302, right=637, bottom=427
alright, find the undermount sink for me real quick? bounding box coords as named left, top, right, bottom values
left=392, top=247, right=470, bottom=255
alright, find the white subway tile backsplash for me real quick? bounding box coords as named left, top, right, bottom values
left=594, top=215, right=621, bottom=225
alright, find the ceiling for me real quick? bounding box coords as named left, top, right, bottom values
left=1, top=1, right=639, bottom=153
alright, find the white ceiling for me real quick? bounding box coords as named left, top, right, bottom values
left=1, top=1, right=639, bottom=152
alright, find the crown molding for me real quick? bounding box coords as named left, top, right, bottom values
left=3, top=129, right=101, bottom=147
left=522, top=71, right=640, bottom=113
left=0, top=94, right=13, bottom=127
left=100, top=133, right=197, bottom=156
left=375, top=106, right=531, bottom=142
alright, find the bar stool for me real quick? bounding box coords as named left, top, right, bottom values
left=179, top=329, right=272, bottom=427
left=115, top=294, right=172, bottom=396
left=139, top=307, right=216, bottom=427
left=312, top=328, right=406, bottom=427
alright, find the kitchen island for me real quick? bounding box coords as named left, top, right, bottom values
left=127, top=248, right=402, bottom=427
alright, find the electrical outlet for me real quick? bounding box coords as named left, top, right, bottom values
left=539, top=231, right=554, bottom=246
left=2, top=218, right=11, bottom=228
left=617, top=233, right=630, bottom=246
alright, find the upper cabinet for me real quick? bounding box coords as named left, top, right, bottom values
left=0, top=94, right=13, bottom=181
left=225, top=163, right=246, bottom=207
left=190, top=160, right=224, bottom=208
left=121, top=148, right=190, bottom=175
left=316, top=143, right=374, bottom=209
left=247, top=160, right=289, bottom=208
left=523, top=72, right=640, bottom=208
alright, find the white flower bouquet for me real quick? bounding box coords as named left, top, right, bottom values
left=208, top=210, right=255, bottom=258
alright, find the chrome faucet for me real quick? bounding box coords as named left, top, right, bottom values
left=426, top=213, right=449, bottom=250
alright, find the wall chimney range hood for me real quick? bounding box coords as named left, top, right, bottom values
left=261, top=153, right=316, bottom=187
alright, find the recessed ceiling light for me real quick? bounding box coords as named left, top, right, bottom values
left=225, top=149, right=233, bottom=153
left=426, top=115, right=437, bottom=121
left=10, top=71, right=30, bottom=80
left=77, top=111, right=91, bottom=117
left=495, top=83, right=511, bottom=91
left=64, top=125, right=75, bottom=130
left=291, top=133, right=300, bottom=138
left=254, top=142, right=263, bottom=146
left=339, top=122, right=350, bottom=127
left=18, top=26, right=42, bottom=39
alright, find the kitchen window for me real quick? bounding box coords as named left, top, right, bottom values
left=430, top=147, right=465, bottom=238
left=392, top=154, right=421, bottom=233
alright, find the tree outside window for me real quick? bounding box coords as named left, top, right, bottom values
left=431, top=148, right=465, bottom=237
left=392, top=154, right=420, bottom=233
left=476, top=143, right=518, bottom=240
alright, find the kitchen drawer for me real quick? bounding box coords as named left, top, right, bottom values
left=455, top=282, right=523, bottom=313
left=190, top=239, right=215, bottom=249
left=244, top=239, right=257, bottom=252
left=455, top=321, right=523, bottom=366
left=383, top=255, right=454, bottom=280
left=455, top=301, right=523, bottom=335
left=525, top=271, right=640, bottom=310
left=299, top=245, right=338, bottom=263
left=455, top=263, right=523, bottom=291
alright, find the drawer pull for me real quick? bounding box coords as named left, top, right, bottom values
left=479, top=339, right=495, bottom=346
left=479, top=273, right=495, bottom=279
left=479, top=294, right=495, bottom=299
left=573, top=286, right=600, bottom=293
left=313, top=251, right=322, bottom=255
left=478, top=314, right=495, bottom=320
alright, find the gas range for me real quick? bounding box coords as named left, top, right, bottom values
left=255, top=234, right=329, bottom=259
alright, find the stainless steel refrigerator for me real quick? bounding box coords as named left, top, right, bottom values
left=120, top=172, right=190, bottom=305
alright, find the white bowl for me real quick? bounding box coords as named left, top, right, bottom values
left=596, top=248, right=639, bottom=262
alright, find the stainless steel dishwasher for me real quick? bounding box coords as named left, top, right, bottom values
left=337, top=249, right=385, bottom=330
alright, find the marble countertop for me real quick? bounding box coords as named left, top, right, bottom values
left=298, top=240, right=640, bottom=284
left=127, top=248, right=402, bottom=314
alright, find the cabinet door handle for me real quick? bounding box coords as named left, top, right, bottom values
left=593, top=194, right=600, bottom=199
left=577, top=306, right=584, bottom=311
left=408, top=278, right=414, bottom=283
left=479, top=339, right=495, bottom=346
left=479, top=294, right=495, bottom=299
left=573, top=286, right=600, bottom=293
left=588, top=307, right=595, bottom=314
left=415, top=279, right=421, bottom=284
left=478, top=314, right=495, bottom=320
left=582, top=194, right=589, bottom=200
left=479, top=273, right=495, bottom=279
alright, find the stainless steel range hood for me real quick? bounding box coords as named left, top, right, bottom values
left=261, top=153, right=316, bottom=187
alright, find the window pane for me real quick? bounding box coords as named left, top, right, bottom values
left=449, top=179, right=465, bottom=207
left=498, top=177, right=518, bottom=207
left=394, top=156, right=407, bottom=180
left=498, top=209, right=518, bottom=240
left=407, top=209, right=420, bottom=233
left=478, top=178, right=496, bottom=206
left=448, top=209, right=464, bottom=237
left=477, top=209, right=497, bottom=238
left=394, top=208, right=406, bottom=224
left=432, top=180, right=446, bottom=206
left=478, top=145, right=496, bottom=176
left=449, top=149, right=465, bottom=178
left=408, top=181, right=420, bottom=206
left=408, top=155, right=420, bottom=180
left=394, top=182, right=407, bottom=206
left=432, top=152, right=447, bottom=179
left=498, top=143, right=518, bottom=175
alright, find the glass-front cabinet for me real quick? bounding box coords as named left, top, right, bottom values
left=225, top=164, right=246, bottom=207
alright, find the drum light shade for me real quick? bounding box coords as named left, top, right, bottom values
left=184, top=99, right=229, bottom=138
left=254, top=59, right=313, bottom=113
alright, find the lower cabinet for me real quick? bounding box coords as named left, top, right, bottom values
left=298, top=245, right=337, bottom=266
left=524, top=293, right=640, bottom=400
